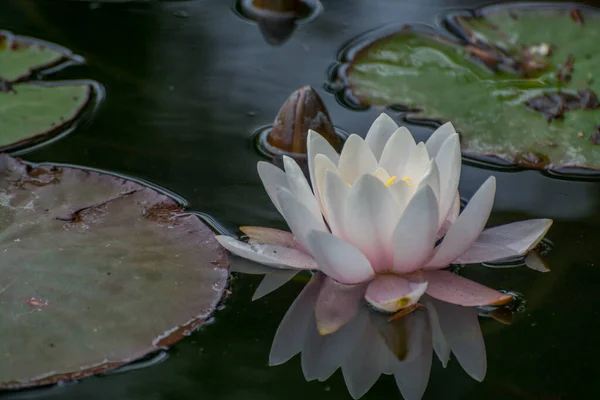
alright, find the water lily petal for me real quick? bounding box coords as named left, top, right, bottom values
left=435, top=134, right=461, bottom=227
left=392, top=186, right=439, bottom=274
left=306, top=230, right=375, bottom=284
left=314, top=153, right=338, bottom=217
left=270, top=274, right=323, bottom=366
left=253, top=269, right=300, bottom=300
left=364, top=113, right=399, bottom=161
left=315, top=277, right=365, bottom=335
left=400, top=142, right=430, bottom=190
left=387, top=179, right=411, bottom=211
left=277, top=187, right=327, bottom=251
left=426, top=176, right=496, bottom=269
left=525, top=251, right=551, bottom=273
left=455, top=219, right=553, bottom=264
left=429, top=298, right=486, bottom=381
left=229, top=255, right=275, bottom=275
left=216, top=235, right=318, bottom=270
left=416, top=159, right=441, bottom=202
left=308, top=130, right=341, bottom=210
left=257, top=161, right=289, bottom=216
left=322, top=170, right=351, bottom=237
left=423, top=270, right=512, bottom=307
left=240, top=226, right=298, bottom=248
left=425, top=122, right=457, bottom=157
left=379, top=126, right=416, bottom=176
left=344, top=174, right=401, bottom=271
left=283, top=155, right=323, bottom=223
left=365, top=275, right=428, bottom=312
left=424, top=299, right=450, bottom=367
left=337, top=134, right=378, bottom=186
left=437, top=190, right=460, bottom=239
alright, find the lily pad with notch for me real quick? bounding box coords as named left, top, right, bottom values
left=0, top=30, right=99, bottom=153
left=0, top=155, right=229, bottom=389
left=337, top=4, right=600, bottom=173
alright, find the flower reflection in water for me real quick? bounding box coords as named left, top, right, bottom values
left=239, top=267, right=489, bottom=400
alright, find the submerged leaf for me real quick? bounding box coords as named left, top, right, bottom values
left=0, top=156, right=228, bottom=388
left=343, top=5, right=600, bottom=171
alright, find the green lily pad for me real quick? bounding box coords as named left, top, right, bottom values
left=343, top=4, right=600, bottom=171
left=0, top=30, right=95, bottom=153
left=0, top=155, right=229, bottom=389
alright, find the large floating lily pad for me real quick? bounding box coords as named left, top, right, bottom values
left=0, top=155, right=228, bottom=389
left=343, top=5, right=600, bottom=171
left=0, top=30, right=95, bottom=153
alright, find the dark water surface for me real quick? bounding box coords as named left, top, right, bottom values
left=1, top=0, right=600, bottom=398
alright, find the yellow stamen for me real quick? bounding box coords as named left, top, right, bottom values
left=402, top=177, right=413, bottom=188
left=385, top=176, right=397, bottom=187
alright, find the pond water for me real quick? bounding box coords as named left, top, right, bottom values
left=1, top=0, right=600, bottom=398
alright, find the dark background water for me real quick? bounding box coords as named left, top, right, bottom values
left=1, top=0, right=600, bottom=398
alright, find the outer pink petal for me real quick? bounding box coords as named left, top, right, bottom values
left=315, top=277, right=365, bottom=335
left=365, top=275, right=428, bottom=312
left=306, top=230, right=375, bottom=285
left=454, top=219, right=553, bottom=264
left=216, top=236, right=318, bottom=270
left=423, top=270, right=512, bottom=307
left=240, top=226, right=299, bottom=249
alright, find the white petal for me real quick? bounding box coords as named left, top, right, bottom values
left=257, top=161, right=289, bottom=216
left=253, top=269, right=300, bottom=300
left=435, top=134, right=461, bottom=227
left=387, top=179, right=412, bottom=212
left=437, top=190, right=460, bottom=239
left=365, top=275, right=428, bottom=312
left=269, top=274, right=323, bottom=366
left=283, top=155, right=323, bottom=223
left=343, top=174, right=401, bottom=272
left=364, top=113, right=399, bottom=161
left=277, top=187, right=327, bottom=251
left=455, top=219, right=553, bottom=264
left=392, top=186, right=439, bottom=274
left=416, top=159, right=441, bottom=203
left=308, top=129, right=340, bottom=180
left=337, top=134, right=378, bottom=186
left=429, top=298, right=486, bottom=381
left=313, top=153, right=338, bottom=215
left=322, top=170, right=351, bottom=237
left=306, top=230, right=374, bottom=284
left=425, top=122, right=456, bottom=157
left=216, top=236, right=318, bottom=270
left=426, top=176, right=496, bottom=269
left=400, top=142, right=430, bottom=189
left=379, top=126, right=416, bottom=176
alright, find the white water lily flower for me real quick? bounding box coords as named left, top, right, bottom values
left=217, top=113, right=553, bottom=324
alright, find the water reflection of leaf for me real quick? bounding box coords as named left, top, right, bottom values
left=268, top=272, right=488, bottom=399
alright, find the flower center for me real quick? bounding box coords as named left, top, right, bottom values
left=402, top=177, right=413, bottom=188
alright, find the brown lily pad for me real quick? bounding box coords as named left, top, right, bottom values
left=0, top=155, right=228, bottom=389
